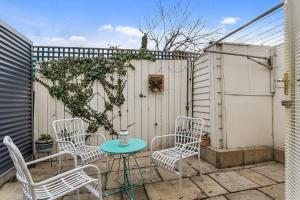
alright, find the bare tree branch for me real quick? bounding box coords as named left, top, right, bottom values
left=139, top=0, right=221, bottom=52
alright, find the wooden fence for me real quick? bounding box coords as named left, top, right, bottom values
left=34, top=59, right=191, bottom=149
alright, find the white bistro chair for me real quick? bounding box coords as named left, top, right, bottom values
left=52, top=118, right=106, bottom=168
left=3, top=136, right=102, bottom=200
left=150, top=116, right=204, bottom=199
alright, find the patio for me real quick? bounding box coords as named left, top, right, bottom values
left=0, top=152, right=285, bottom=200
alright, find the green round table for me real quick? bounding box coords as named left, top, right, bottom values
left=100, top=138, right=147, bottom=200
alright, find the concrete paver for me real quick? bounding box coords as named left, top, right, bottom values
left=156, top=162, right=198, bottom=180
left=237, top=169, right=276, bottom=186
left=258, top=183, right=285, bottom=200
left=225, top=189, right=273, bottom=200
left=191, top=175, right=228, bottom=197
left=251, top=164, right=285, bottom=183
left=188, top=159, right=219, bottom=174
left=205, top=196, right=227, bottom=200
left=0, top=153, right=285, bottom=200
left=209, top=171, right=259, bottom=192
left=145, top=178, right=206, bottom=200
left=0, top=181, right=22, bottom=200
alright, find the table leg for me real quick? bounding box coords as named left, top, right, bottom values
left=133, top=155, right=145, bottom=185
left=103, top=153, right=145, bottom=199
left=104, top=155, right=115, bottom=190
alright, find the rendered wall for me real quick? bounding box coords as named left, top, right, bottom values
left=273, top=43, right=288, bottom=150
left=221, top=43, right=273, bottom=148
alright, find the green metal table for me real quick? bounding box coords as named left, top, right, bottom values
left=100, top=138, right=147, bottom=199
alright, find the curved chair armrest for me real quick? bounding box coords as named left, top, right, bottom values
left=179, top=140, right=201, bottom=157
left=86, top=132, right=106, bottom=143
left=27, top=151, right=77, bottom=167
left=151, top=134, right=176, bottom=152
left=33, top=164, right=101, bottom=187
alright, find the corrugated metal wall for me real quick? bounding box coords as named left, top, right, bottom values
left=0, top=20, right=33, bottom=175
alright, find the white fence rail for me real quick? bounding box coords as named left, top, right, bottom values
left=34, top=59, right=191, bottom=149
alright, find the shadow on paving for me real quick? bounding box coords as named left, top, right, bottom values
left=0, top=154, right=285, bottom=200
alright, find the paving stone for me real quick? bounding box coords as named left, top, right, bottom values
left=242, top=161, right=277, bottom=169
left=156, top=162, right=198, bottom=180
left=237, top=169, right=276, bottom=186
left=129, top=156, right=151, bottom=168
left=104, top=155, right=150, bottom=172
left=0, top=181, right=22, bottom=200
left=145, top=178, right=206, bottom=200
left=102, top=171, right=121, bottom=190
left=62, top=193, right=96, bottom=200
left=102, top=189, right=123, bottom=200
left=188, top=159, right=219, bottom=174
left=258, top=183, right=285, bottom=200
left=206, top=196, right=227, bottom=200
left=209, top=171, right=259, bottom=192
left=191, top=175, right=228, bottom=197
left=102, top=167, right=160, bottom=190
left=30, top=165, right=58, bottom=182
left=136, top=151, right=150, bottom=157
left=122, top=187, right=148, bottom=200
left=251, top=164, right=285, bottom=182
left=225, top=190, right=272, bottom=200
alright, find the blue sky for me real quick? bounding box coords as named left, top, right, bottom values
left=0, top=0, right=283, bottom=49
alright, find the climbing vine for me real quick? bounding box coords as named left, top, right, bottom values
left=36, top=49, right=154, bottom=135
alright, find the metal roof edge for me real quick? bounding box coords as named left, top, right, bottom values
left=0, top=19, right=33, bottom=45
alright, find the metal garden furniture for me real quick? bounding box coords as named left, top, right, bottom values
left=100, top=138, right=147, bottom=200
left=52, top=118, right=107, bottom=168
left=150, top=116, right=204, bottom=199
left=3, top=136, right=103, bottom=200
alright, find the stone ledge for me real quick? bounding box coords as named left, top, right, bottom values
left=201, top=146, right=274, bottom=168
left=274, top=147, right=285, bottom=164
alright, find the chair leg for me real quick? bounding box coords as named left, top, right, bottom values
left=150, top=157, right=153, bottom=182
left=198, top=151, right=202, bottom=177
left=178, top=161, right=183, bottom=200
left=58, top=154, right=62, bottom=173
left=106, top=155, right=109, bottom=172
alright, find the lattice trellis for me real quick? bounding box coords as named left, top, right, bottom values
left=32, top=46, right=199, bottom=62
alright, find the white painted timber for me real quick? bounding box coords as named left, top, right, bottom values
left=34, top=60, right=189, bottom=149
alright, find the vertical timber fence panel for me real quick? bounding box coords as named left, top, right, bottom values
left=33, top=46, right=193, bottom=149
left=0, top=20, right=33, bottom=178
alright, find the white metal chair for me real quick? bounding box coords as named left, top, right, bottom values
left=3, top=136, right=102, bottom=200
left=52, top=118, right=106, bottom=168
left=150, top=116, right=204, bottom=199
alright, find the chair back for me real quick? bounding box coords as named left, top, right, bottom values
left=52, top=118, right=86, bottom=151
left=175, top=116, right=205, bottom=151
left=3, top=136, right=35, bottom=198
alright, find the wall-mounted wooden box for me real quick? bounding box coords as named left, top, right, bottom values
left=148, top=74, right=164, bottom=92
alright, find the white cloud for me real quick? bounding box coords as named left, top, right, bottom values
left=99, top=24, right=113, bottom=31
left=68, top=35, right=87, bottom=42
left=221, top=17, right=240, bottom=25
left=48, top=37, right=68, bottom=46
left=115, top=26, right=142, bottom=37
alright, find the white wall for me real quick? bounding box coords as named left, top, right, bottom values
left=34, top=59, right=190, bottom=149
left=273, top=44, right=288, bottom=150
left=221, top=43, right=273, bottom=148
left=192, top=43, right=288, bottom=149
left=192, top=45, right=222, bottom=149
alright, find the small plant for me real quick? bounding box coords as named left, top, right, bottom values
left=38, top=133, right=52, bottom=141
left=149, top=75, right=164, bottom=92
left=35, top=133, right=54, bottom=152
left=201, top=133, right=210, bottom=146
